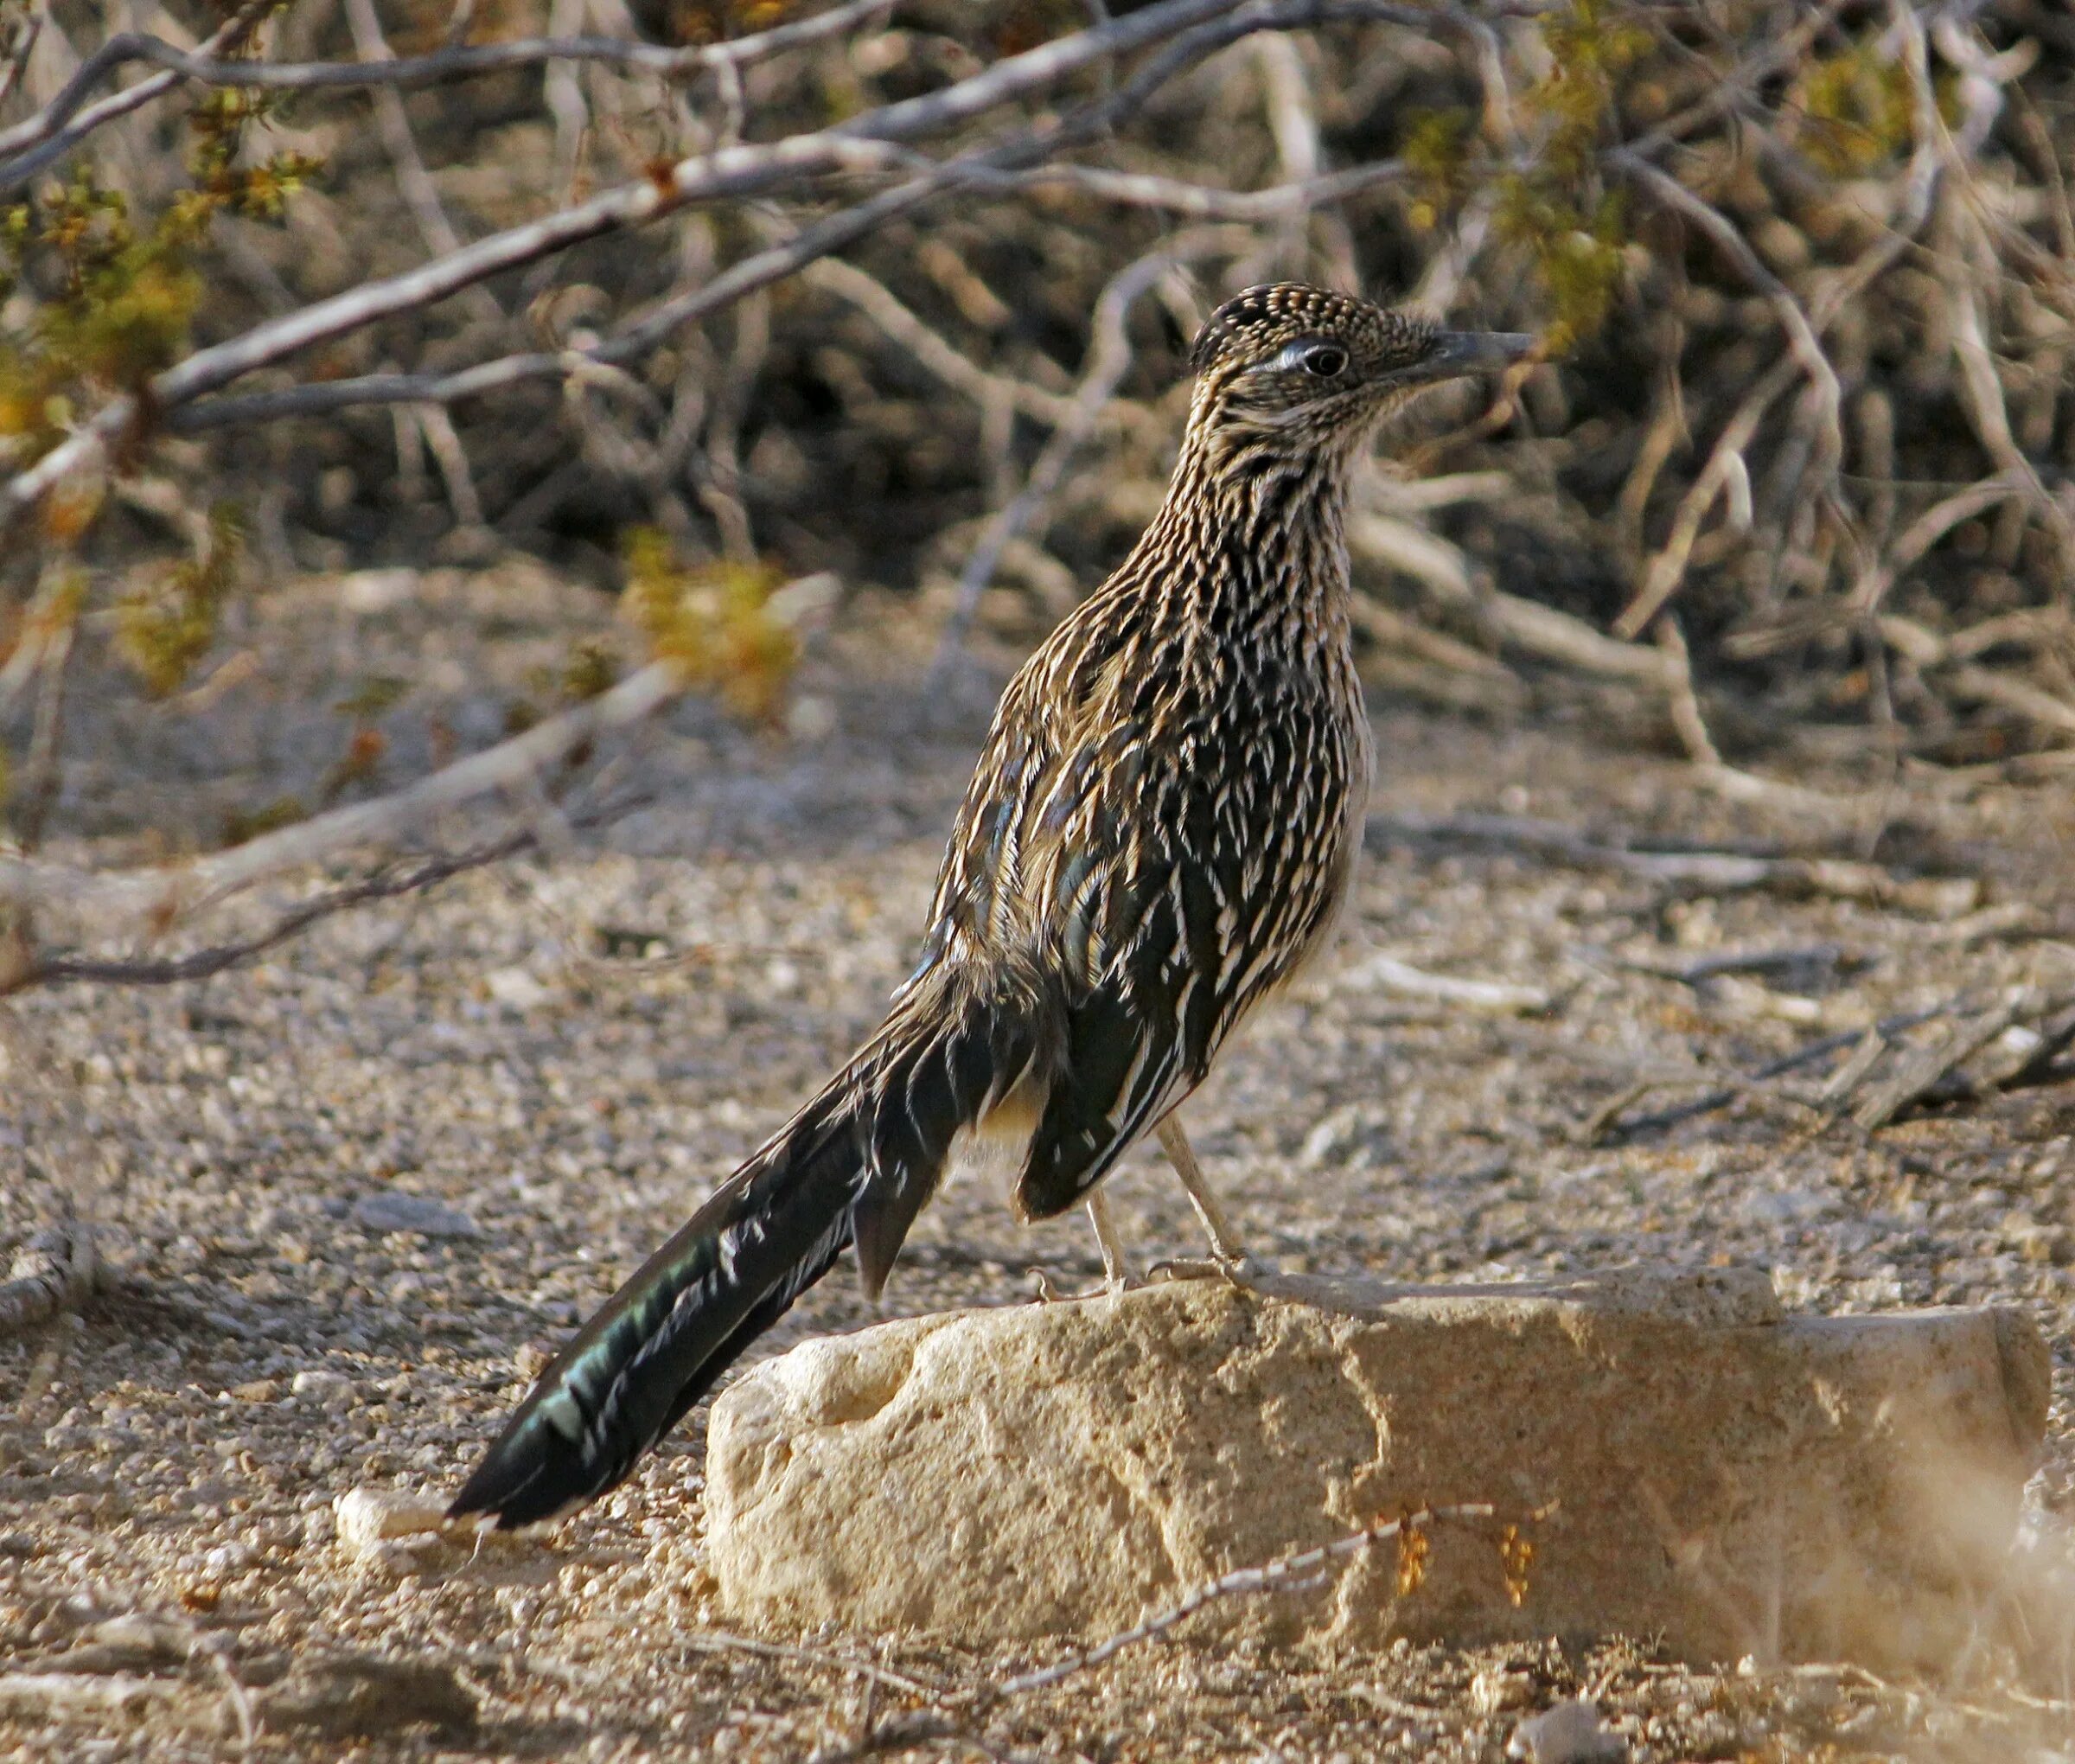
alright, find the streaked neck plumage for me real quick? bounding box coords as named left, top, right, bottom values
left=1127, top=393, right=1370, bottom=674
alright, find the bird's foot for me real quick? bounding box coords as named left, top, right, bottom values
left=1030, top=1267, right=1136, bottom=1303
left=1148, top=1252, right=1254, bottom=1288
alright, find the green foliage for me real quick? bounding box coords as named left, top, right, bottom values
left=514, top=639, right=622, bottom=732
left=1793, top=42, right=1916, bottom=176
left=1393, top=2, right=1637, bottom=353
left=561, top=638, right=621, bottom=702
left=220, top=795, right=308, bottom=845
left=114, top=504, right=244, bottom=696
left=1489, top=0, right=1645, bottom=352
left=1535, top=0, right=1652, bottom=177
left=1401, top=108, right=1474, bottom=233
left=0, top=169, right=201, bottom=469
left=183, top=87, right=324, bottom=224
left=0, top=74, right=321, bottom=474
left=622, top=530, right=797, bottom=721
left=1497, top=181, right=1626, bottom=355
left=334, top=674, right=410, bottom=719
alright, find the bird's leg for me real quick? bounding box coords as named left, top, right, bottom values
left=1033, top=1188, right=1136, bottom=1301
left=1086, top=1188, right=1133, bottom=1294
left=1148, top=1115, right=1254, bottom=1283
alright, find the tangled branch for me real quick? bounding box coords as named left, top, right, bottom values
left=5, top=0, right=2075, bottom=992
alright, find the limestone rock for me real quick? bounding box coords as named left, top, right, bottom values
left=1508, top=1698, right=1628, bottom=1762
left=332, top=1488, right=450, bottom=1565
left=704, top=1268, right=2046, bottom=1669
left=350, top=1192, right=477, bottom=1238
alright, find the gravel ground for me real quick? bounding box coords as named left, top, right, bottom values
left=9, top=569, right=2075, bottom=1760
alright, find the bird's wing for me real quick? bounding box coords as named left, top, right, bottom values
left=1018, top=678, right=1357, bottom=1218
left=919, top=599, right=1357, bottom=1222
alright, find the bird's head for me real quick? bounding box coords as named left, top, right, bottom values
left=1186, top=284, right=1532, bottom=463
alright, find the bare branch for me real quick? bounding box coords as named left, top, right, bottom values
left=803, top=257, right=1078, bottom=425
left=9, top=0, right=1480, bottom=529
left=1853, top=469, right=2037, bottom=617
left=342, top=0, right=495, bottom=312
left=10, top=615, right=72, bottom=853
left=4, top=833, right=533, bottom=996
left=5, top=0, right=1429, bottom=523
left=1946, top=271, right=2075, bottom=566
left=0, top=8, right=42, bottom=111
left=1612, top=153, right=1840, bottom=467
left=1348, top=513, right=1674, bottom=687
left=1, top=131, right=909, bottom=517
left=970, top=155, right=1413, bottom=221
left=680, top=1632, right=955, bottom=1703
left=164, top=157, right=1421, bottom=438
left=1610, top=155, right=1843, bottom=639
left=7, top=0, right=2067, bottom=872
left=1655, top=614, right=1721, bottom=768
left=1366, top=812, right=1981, bottom=914
left=1617, top=360, right=1787, bottom=642
left=929, top=233, right=1241, bottom=674
left=1849, top=987, right=2065, bottom=1131
left=0, top=655, right=681, bottom=930
left=0, top=0, right=896, bottom=181
left=0, top=1, right=278, bottom=193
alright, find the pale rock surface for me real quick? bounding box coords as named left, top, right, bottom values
left=704, top=1268, right=2047, bottom=1669
left=349, top=1192, right=478, bottom=1238
left=1508, top=1697, right=1629, bottom=1762
left=332, top=1488, right=449, bottom=1565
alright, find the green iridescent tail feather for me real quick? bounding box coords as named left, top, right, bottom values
left=447, top=978, right=1039, bottom=1529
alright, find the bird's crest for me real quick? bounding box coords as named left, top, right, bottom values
left=1190, top=284, right=1427, bottom=375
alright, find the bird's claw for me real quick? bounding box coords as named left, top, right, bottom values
left=1031, top=1268, right=1136, bottom=1303
left=1148, top=1253, right=1253, bottom=1287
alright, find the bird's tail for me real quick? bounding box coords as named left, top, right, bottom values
left=446, top=971, right=1044, bottom=1529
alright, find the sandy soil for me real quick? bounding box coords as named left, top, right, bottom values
left=9, top=570, right=2075, bottom=1761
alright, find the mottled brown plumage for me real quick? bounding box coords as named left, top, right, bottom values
left=450, top=284, right=1531, bottom=1529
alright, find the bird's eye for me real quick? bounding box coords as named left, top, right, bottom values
left=1301, top=345, right=1348, bottom=377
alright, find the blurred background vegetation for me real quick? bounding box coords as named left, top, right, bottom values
left=3, top=0, right=2074, bottom=875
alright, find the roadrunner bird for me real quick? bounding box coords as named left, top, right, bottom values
left=450, top=284, right=1531, bottom=1528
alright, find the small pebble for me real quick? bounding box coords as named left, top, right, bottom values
left=290, top=1370, right=351, bottom=1405
left=334, top=1488, right=450, bottom=1563
left=351, top=1193, right=477, bottom=1237
left=1474, top=1663, right=1537, bottom=1714
left=337, top=568, right=418, bottom=614
left=484, top=966, right=552, bottom=1011
left=1509, top=1698, right=1628, bottom=1763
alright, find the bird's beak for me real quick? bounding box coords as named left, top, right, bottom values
left=1396, top=330, right=1537, bottom=385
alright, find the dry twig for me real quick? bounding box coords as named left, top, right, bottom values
left=997, top=1502, right=1520, bottom=1695
left=1367, top=812, right=1980, bottom=915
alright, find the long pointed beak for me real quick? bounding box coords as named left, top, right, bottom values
left=1400, top=329, right=1537, bottom=385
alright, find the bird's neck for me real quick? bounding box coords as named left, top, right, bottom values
left=1145, top=429, right=1357, bottom=665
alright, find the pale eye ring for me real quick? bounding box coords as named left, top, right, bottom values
left=1300, top=344, right=1348, bottom=378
